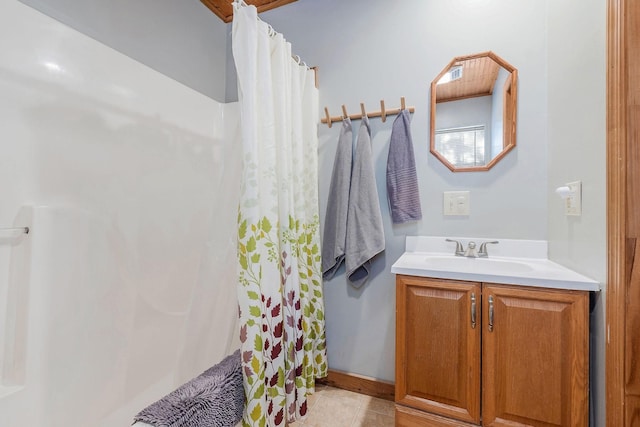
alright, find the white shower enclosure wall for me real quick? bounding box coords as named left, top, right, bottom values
left=0, top=2, right=242, bottom=425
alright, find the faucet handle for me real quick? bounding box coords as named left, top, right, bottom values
left=478, top=240, right=499, bottom=257
left=446, top=238, right=464, bottom=256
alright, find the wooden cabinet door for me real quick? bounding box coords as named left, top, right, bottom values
left=396, top=275, right=481, bottom=424
left=482, top=284, right=589, bottom=427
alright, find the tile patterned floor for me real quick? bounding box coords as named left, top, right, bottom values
left=289, top=385, right=395, bottom=427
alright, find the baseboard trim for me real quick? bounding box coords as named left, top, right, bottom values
left=395, top=405, right=475, bottom=427
left=317, top=369, right=395, bottom=401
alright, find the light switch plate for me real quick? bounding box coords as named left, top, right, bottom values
left=443, top=191, right=470, bottom=216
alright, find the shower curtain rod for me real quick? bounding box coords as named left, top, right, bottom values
left=0, top=226, right=29, bottom=234
left=231, top=0, right=317, bottom=85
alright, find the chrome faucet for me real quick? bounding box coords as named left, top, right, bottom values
left=464, top=241, right=478, bottom=257
left=446, top=239, right=499, bottom=258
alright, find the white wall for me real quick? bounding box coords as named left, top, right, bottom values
left=546, top=0, right=606, bottom=425
left=18, top=0, right=229, bottom=101
left=0, top=2, right=241, bottom=425
left=546, top=0, right=606, bottom=282
left=436, top=97, right=493, bottom=132
left=491, top=67, right=509, bottom=158
left=262, top=1, right=606, bottom=422
left=435, top=96, right=494, bottom=165
left=262, top=0, right=550, bottom=381
left=9, top=0, right=606, bottom=423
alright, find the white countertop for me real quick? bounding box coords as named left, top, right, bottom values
left=391, top=236, right=600, bottom=292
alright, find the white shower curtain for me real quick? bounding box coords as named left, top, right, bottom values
left=232, top=3, right=328, bottom=426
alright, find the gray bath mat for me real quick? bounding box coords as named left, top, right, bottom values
left=133, top=350, right=244, bottom=427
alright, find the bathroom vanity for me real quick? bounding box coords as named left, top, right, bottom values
left=391, top=237, right=599, bottom=427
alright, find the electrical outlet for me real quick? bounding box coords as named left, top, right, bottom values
left=565, top=181, right=582, bottom=216
left=443, top=191, right=470, bottom=216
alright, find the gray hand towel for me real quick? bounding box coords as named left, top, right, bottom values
left=387, top=109, right=422, bottom=223
left=322, top=118, right=353, bottom=279
left=346, top=116, right=385, bottom=288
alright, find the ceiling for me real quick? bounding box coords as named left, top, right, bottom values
left=200, top=0, right=297, bottom=23
left=434, top=56, right=501, bottom=103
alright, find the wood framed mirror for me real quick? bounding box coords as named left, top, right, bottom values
left=430, top=51, right=518, bottom=172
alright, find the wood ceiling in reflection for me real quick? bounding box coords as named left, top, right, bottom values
left=201, top=0, right=297, bottom=23
left=435, top=56, right=501, bottom=103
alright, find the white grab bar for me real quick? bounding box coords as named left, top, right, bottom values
left=0, top=227, right=29, bottom=235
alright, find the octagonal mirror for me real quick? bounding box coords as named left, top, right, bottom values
left=430, top=51, right=517, bottom=172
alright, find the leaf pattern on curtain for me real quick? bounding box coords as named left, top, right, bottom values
left=237, top=211, right=327, bottom=426
left=232, top=4, right=328, bottom=427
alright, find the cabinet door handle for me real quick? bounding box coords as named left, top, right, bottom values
left=488, top=295, right=494, bottom=332
left=471, top=293, right=477, bottom=329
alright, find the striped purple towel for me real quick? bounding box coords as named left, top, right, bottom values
left=386, top=109, right=422, bottom=223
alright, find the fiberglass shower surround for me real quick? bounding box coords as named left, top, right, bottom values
left=0, top=2, right=242, bottom=425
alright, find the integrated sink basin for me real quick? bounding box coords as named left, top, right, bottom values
left=391, top=236, right=601, bottom=292
left=421, top=255, right=535, bottom=275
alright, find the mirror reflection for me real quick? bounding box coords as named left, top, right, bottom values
left=430, top=51, right=517, bottom=172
